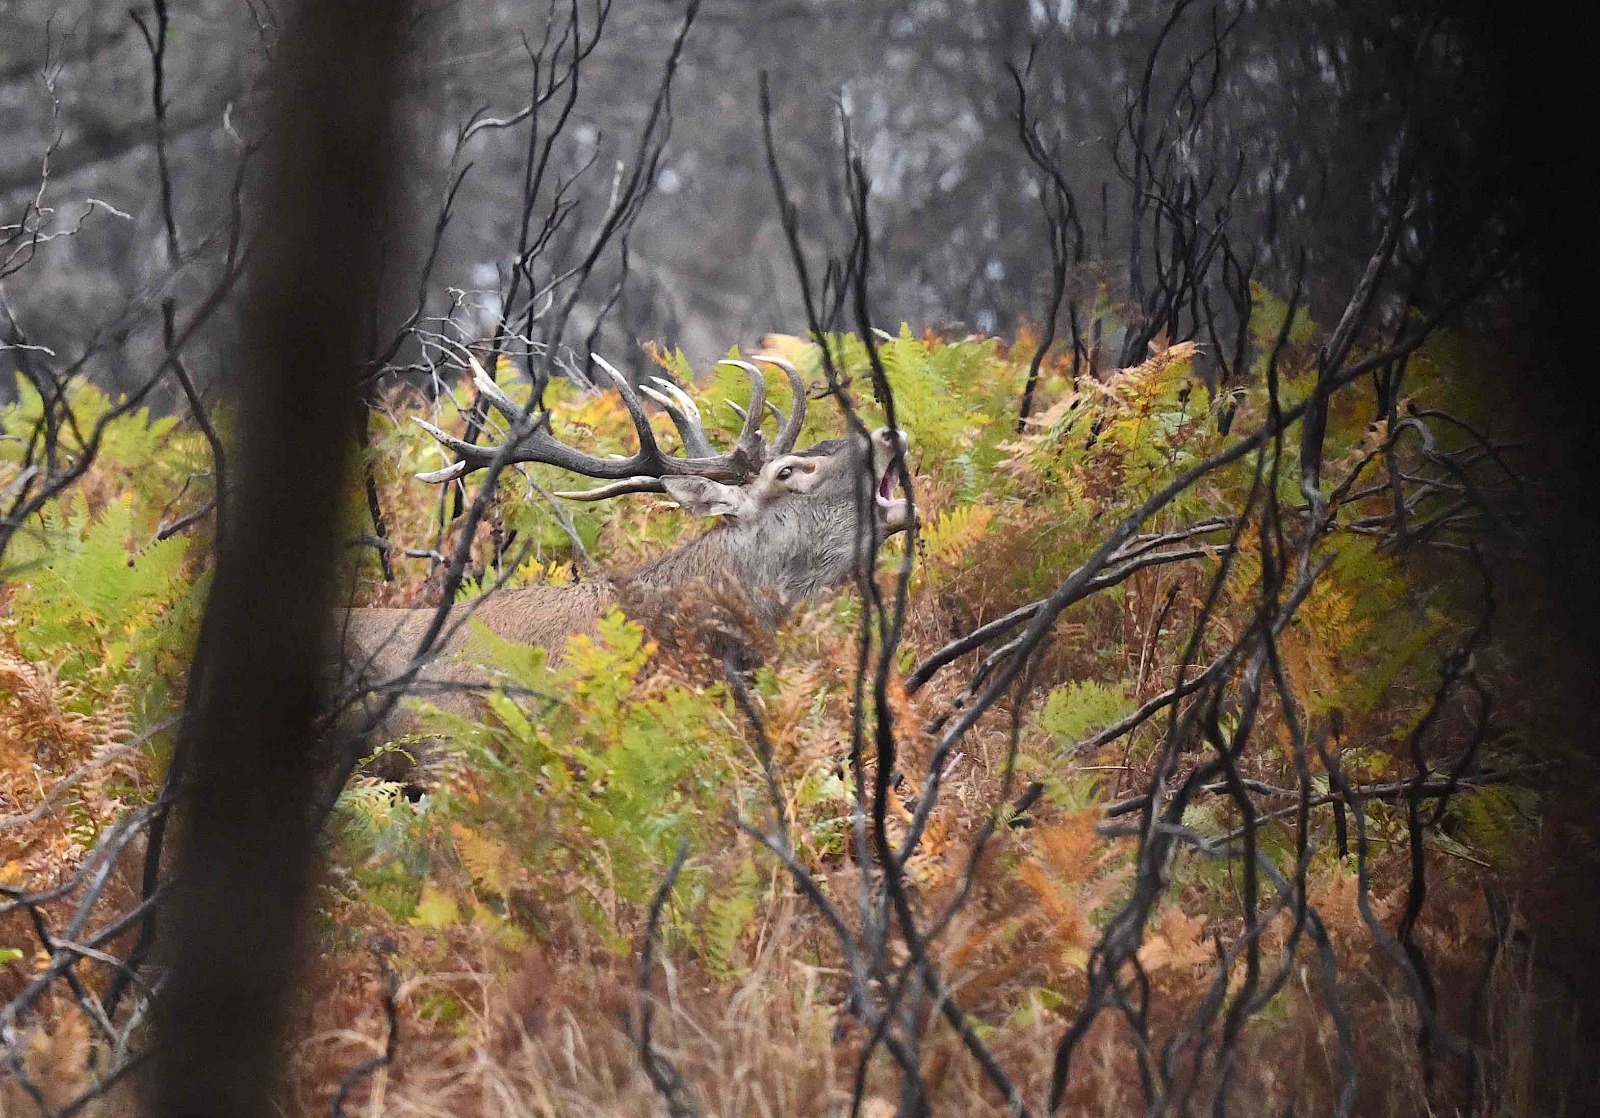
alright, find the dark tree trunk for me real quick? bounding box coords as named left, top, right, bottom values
left=144, top=3, right=411, bottom=1116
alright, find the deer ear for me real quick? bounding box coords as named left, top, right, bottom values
left=662, top=476, right=753, bottom=518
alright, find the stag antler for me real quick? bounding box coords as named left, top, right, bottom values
left=414, top=352, right=807, bottom=500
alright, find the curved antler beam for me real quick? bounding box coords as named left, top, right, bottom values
left=413, top=350, right=779, bottom=488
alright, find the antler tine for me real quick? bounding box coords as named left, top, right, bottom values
left=415, top=458, right=469, bottom=484
left=715, top=359, right=768, bottom=462
left=750, top=354, right=808, bottom=454
left=413, top=416, right=485, bottom=461
left=466, top=352, right=521, bottom=424
left=552, top=476, right=667, bottom=501
left=646, top=376, right=702, bottom=423
left=589, top=352, right=665, bottom=464
left=726, top=397, right=785, bottom=428
left=639, top=375, right=716, bottom=458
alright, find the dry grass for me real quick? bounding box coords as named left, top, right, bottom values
left=7, top=338, right=1597, bottom=1116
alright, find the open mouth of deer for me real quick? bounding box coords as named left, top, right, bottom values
left=876, top=462, right=908, bottom=514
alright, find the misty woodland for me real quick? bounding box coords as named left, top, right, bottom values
left=1, top=2, right=1593, bottom=1116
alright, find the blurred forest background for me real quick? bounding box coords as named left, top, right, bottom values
left=1, top=0, right=1517, bottom=389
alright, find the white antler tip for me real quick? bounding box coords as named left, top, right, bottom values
left=749, top=353, right=798, bottom=371
left=649, top=376, right=701, bottom=419
left=415, top=462, right=468, bottom=484
left=467, top=353, right=510, bottom=399
left=589, top=352, right=628, bottom=387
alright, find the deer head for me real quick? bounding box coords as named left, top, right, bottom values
left=413, top=352, right=911, bottom=620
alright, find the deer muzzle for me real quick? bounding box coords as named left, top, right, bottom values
left=871, top=426, right=911, bottom=531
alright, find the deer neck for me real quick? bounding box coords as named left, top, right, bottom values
left=616, top=513, right=840, bottom=631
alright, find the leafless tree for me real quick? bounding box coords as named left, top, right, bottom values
left=144, top=2, right=411, bottom=1115
left=617, top=7, right=1530, bottom=1115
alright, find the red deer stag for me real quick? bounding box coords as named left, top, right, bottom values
left=340, top=353, right=910, bottom=719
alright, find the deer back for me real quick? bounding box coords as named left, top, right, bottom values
left=339, top=581, right=615, bottom=722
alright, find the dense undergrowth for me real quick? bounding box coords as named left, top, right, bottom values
left=1, top=308, right=1577, bottom=1115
